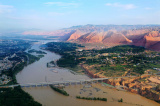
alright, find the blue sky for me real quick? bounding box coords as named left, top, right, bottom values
left=0, top=0, right=160, bottom=30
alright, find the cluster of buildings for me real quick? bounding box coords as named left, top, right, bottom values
left=0, top=74, right=11, bottom=85
left=0, top=58, right=13, bottom=74
left=0, top=39, right=31, bottom=86
left=0, top=53, right=24, bottom=85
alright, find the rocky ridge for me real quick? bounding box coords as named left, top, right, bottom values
left=22, top=25, right=160, bottom=51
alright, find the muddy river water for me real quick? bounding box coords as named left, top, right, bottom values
left=16, top=41, right=159, bottom=106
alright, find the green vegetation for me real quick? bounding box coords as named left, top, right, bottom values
left=93, top=46, right=160, bottom=75
left=101, top=82, right=114, bottom=88
left=0, top=86, right=41, bottom=106
left=118, top=98, right=123, bottom=102
left=27, top=53, right=43, bottom=64
left=101, top=65, right=126, bottom=72
left=156, top=84, right=160, bottom=92
left=50, top=61, right=55, bottom=64
left=155, top=100, right=160, bottom=104
left=12, top=62, right=27, bottom=84
left=46, top=42, right=84, bottom=69
left=46, top=42, right=84, bottom=55
left=57, top=55, right=80, bottom=68
left=0, top=39, right=44, bottom=105
left=0, top=52, right=43, bottom=105
left=0, top=39, right=31, bottom=59
left=45, top=42, right=160, bottom=76
left=37, top=55, right=44, bottom=58
left=47, top=61, right=55, bottom=68
left=85, top=58, right=100, bottom=65
left=49, top=85, right=69, bottom=96
left=1, top=52, right=42, bottom=85
left=28, top=49, right=47, bottom=54
left=96, top=45, right=145, bottom=53
left=76, top=96, right=107, bottom=101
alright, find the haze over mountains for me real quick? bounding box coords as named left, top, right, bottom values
left=22, top=25, right=160, bottom=51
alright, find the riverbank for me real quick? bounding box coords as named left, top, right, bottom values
left=0, top=52, right=42, bottom=106
left=16, top=41, right=160, bottom=106
left=64, top=83, right=159, bottom=106
left=81, top=64, right=160, bottom=103
left=44, top=41, right=160, bottom=105
left=16, top=41, right=91, bottom=106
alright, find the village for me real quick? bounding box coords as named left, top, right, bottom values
left=0, top=52, right=26, bottom=85
left=75, top=47, right=160, bottom=102
left=45, top=42, right=160, bottom=103
left=0, top=39, right=31, bottom=85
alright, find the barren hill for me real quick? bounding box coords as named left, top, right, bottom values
left=22, top=25, right=160, bottom=51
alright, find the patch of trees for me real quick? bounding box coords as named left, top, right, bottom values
left=28, top=49, right=47, bottom=54
left=27, top=53, right=42, bottom=64
left=0, top=39, right=43, bottom=105
left=156, top=84, right=160, bottom=92
left=46, top=42, right=84, bottom=68
left=0, top=52, right=43, bottom=105
left=45, top=42, right=160, bottom=75
left=0, top=86, right=41, bottom=106
left=118, top=98, right=123, bottom=102
left=46, top=42, right=84, bottom=55
left=96, top=45, right=145, bottom=54
left=50, top=85, right=69, bottom=96
left=85, top=58, right=100, bottom=65
left=76, top=96, right=107, bottom=101
left=57, top=53, right=81, bottom=68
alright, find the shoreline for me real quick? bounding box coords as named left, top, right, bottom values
left=44, top=41, right=160, bottom=104
left=15, top=41, right=160, bottom=106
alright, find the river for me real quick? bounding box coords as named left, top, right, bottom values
left=16, top=40, right=160, bottom=106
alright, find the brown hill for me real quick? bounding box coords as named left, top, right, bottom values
left=66, top=30, right=160, bottom=51
left=22, top=25, right=160, bottom=51
left=149, top=42, right=160, bottom=51
left=67, top=30, right=88, bottom=41
left=102, top=31, right=132, bottom=45
left=131, top=31, right=160, bottom=48
left=76, top=31, right=106, bottom=43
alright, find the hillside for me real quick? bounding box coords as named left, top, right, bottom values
left=22, top=25, right=160, bottom=51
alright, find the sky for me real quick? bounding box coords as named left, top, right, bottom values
left=0, top=0, right=160, bottom=31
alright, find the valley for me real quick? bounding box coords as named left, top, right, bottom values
left=44, top=41, right=160, bottom=103
left=1, top=0, right=160, bottom=105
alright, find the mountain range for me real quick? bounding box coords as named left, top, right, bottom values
left=22, top=25, right=160, bottom=51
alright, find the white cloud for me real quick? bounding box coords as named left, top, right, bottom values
left=0, top=4, right=14, bottom=13
left=45, top=2, right=79, bottom=8
left=144, top=7, right=152, bottom=10
left=105, top=3, right=136, bottom=10
left=48, top=11, right=73, bottom=16
left=48, top=12, right=65, bottom=16
left=106, top=3, right=112, bottom=6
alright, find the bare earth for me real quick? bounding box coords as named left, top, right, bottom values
left=148, top=77, right=160, bottom=84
